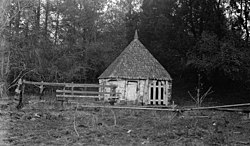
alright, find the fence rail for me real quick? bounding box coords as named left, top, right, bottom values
left=23, top=80, right=117, bottom=88
left=13, top=80, right=120, bottom=108
left=56, top=90, right=120, bottom=95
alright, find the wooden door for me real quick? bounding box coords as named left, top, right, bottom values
left=126, top=81, right=137, bottom=101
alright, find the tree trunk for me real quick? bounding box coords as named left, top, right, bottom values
left=15, top=11, right=20, bottom=36
left=244, top=0, right=249, bottom=44
left=36, top=0, right=41, bottom=30
left=188, top=0, right=197, bottom=39
left=54, top=0, right=60, bottom=45
left=0, top=0, right=10, bottom=98
left=34, top=0, right=42, bottom=69
left=44, top=0, right=49, bottom=37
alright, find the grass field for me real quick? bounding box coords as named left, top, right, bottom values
left=1, top=94, right=250, bottom=146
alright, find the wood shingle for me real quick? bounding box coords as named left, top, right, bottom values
left=99, top=31, right=171, bottom=80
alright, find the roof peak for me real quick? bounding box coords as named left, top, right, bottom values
left=134, top=30, right=138, bottom=39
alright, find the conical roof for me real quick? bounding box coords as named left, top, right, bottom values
left=98, top=31, right=172, bottom=80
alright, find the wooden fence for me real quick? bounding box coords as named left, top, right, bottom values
left=13, top=80, right=121, bottom=108
left=22, top=80, right=120, bottom=98
left=55, top=83, right=120, bottom=102
left=16, top=80, right=250, bottom=118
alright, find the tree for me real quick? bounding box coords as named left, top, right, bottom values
left=177, top=0, right=227, bottom=39
left=139, top=0, right=192, bottom=76
left=0, top=0, right=12, bottom=96
left=7, top=0, right=111, bottom=84
left=4, top=0, right=250, bottom=94
left=227, top=0, right=250, bottom=44
left=187, top=31, right=248, bottom=83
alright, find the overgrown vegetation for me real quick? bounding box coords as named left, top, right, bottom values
left=1, top=1, right=250, bottom=145
left=1, top=96, right=250, bottom=145
left=0, top=0, right=248, bottom=87
left=188, top=74, right=214, bottom=107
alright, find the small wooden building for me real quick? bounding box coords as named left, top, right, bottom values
left=98, top=31, right=172, bottom=105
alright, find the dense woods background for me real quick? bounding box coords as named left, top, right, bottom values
left=1, top=0, right=250, bottom=102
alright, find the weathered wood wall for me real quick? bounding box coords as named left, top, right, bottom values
left=99, top=79, right=172, bottom=105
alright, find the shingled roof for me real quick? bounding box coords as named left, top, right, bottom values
left=98, top=31, right=172, bottom=80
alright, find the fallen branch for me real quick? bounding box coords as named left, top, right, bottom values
left=8, top=69, right=36, bottom=90
left=233, top=141, right=250, bottom=145
left=73, top=103, right=79, bottom=137
left=72, top=102, right=250, bottom=112
left=111, top=109, right=116, bottom=126
left=72, top=104, right=180, bottom=112
left=189, top=103, right=250, bottom=110
left=216, top=108, right=250, bottom=113
left=7, top=83, right=18, bottom=90
left=168, top=112, right=177, bottom=122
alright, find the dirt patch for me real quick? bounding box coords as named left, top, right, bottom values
left=2, top=98, right=250, bottom=145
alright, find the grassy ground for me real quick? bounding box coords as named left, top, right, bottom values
left=1, top=95, right=250, bottom=146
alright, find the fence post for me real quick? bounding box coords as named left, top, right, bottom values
left=39, top=81, right=44, bottom=100
left=70, top=82, right=74, bottom=103
left=109, top=86, right=117, bottom=105
left=61, top=83, right=66, bottom=108
left=71, top=82, right=74, bottom=95
left=110, top=86, right=115, bottom=96
left=17, top=79, right=25, bottom=109
left=113, top=86, right=117, bottom=97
